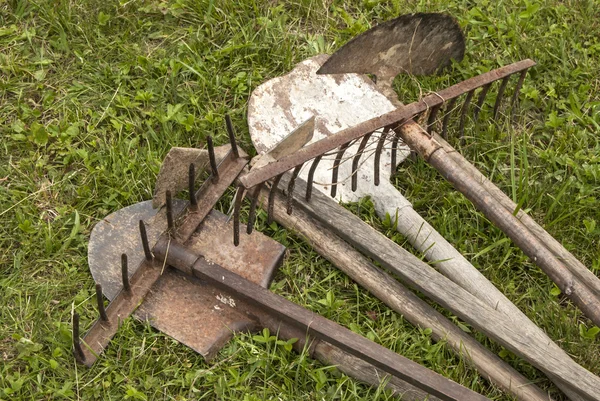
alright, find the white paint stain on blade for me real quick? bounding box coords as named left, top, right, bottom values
left=248, top=54, right=411, bottom=205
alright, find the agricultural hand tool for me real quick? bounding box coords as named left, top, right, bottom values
left=76, top=136, right=491, bottom=400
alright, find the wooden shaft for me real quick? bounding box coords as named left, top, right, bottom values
left=434, top=133, right=600, bottom=299
left=257, top=314, right=443, bottom=401
left=396, top=122, right=600, bottom=327
left=427, top=144, right=600, bottom=327
left=261, top=188, right=549, bottom=401
left=282, top=176, right=600, bottom=401
left=154, top=240, right=490, bottom=401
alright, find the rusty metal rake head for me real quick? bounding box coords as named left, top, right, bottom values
left=235, top=59, right=535, bottom=240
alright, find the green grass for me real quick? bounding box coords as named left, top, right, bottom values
left=1, top=0, right=599, bottom=399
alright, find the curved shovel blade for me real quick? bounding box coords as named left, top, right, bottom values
left=317, top=13, right=465, bottom=81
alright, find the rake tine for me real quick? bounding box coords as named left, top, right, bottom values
left=207, top=136, right=219, bottom=183
left=166, top=190, right=174, bottom=231
left=331, top=143, right=350, bottom=198
left=373, top=128, right=389, bottom=186
left=233, top=185, right=246, bottom=246
left=426, top=105, right=441, bottom=136
left=225, top=114, right=239, bottom=158
left=473, top=83, right=492, bottom=122
left=441, top=97, right=458, bottom=139
left=188, top=163, right=197, bottom=208
left=121, top=253, right=130, bottom=293
left=72, top=313, right=85, bottom=363
left=287, top=165, right=303, bottom=215
left=306, top=156, right=322, bottom=202
left=268, top=174, right=283, bottom=224
left=509, top=70, right=528, bottom=115
left=139, top=220, right=152, bottom=261
left=391, top=126, right=403, bottom=176
left=493, top=76, right=511, bottom=120
left=459, top=90, right=475, bottom=144
left=351, top=133, right=372, bottom=192
left=246, top=184, right=263, bottom=235
left=95, top=283, right=108, bottom=322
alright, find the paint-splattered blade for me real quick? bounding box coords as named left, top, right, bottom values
left=317, top=13, right=465, bottom=80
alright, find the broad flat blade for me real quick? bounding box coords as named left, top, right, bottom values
left=248, top=55, right=410, bottom=204
left=88, top=201, right=285, bottom=360
left=317, top=13, right=465, bottom=81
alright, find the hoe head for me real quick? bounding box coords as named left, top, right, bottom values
left=317, top=13, right=465, bottom=98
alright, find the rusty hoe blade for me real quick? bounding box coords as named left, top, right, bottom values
left=317, top=13, right=465, bottom=98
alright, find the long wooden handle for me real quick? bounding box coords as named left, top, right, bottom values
left=397, top=121, right=600, bottom=328
left=434, top=133, right=600, bottom=300
left=280, top=174, right=600, bottom=401
left=260, top=187, right=549, bottom=401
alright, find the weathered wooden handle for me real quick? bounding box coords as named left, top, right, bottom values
left=257, top=186, right=550, bottom=401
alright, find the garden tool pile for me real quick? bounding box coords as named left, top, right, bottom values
left=73, top=14, right=600, bottom=401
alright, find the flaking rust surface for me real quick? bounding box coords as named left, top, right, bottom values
left=135, top=209, right=285, bottom=360
left=185, top=211, right=285, bottom=288
left=89, top=201, right=285, bottom=360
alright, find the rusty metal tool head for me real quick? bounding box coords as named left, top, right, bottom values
left=77, top=129, right=288, bottom=364
left=317, top=13, right=465, bottom=100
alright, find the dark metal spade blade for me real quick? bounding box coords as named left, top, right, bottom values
left=317, top=13, right=465, bottom=82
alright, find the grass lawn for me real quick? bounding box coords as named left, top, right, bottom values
left=1, top=0, right=599, bottom=399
